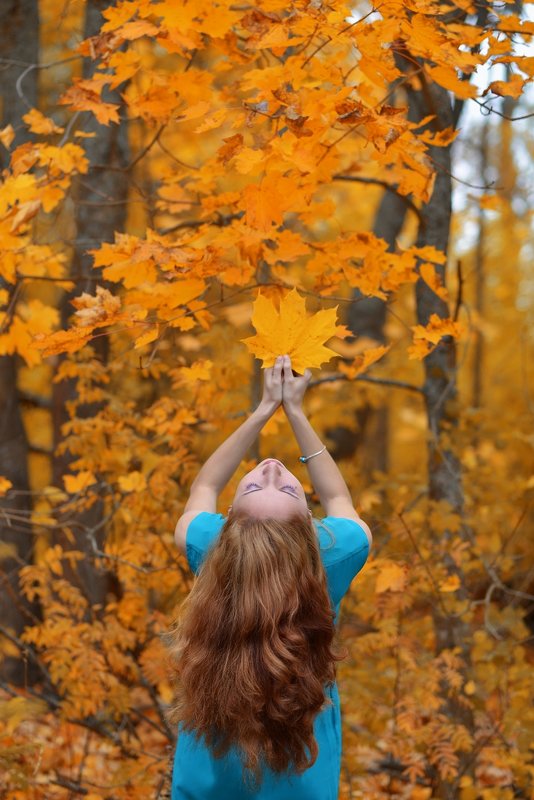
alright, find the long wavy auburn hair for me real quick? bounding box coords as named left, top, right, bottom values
left=164, top=509, right=348, bottom=792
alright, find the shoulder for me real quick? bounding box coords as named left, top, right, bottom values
left=174, top=511, right=226, bottom=556
left=316, top=515, right=371, bottom=567
left=319, top=512, right=372, bottom=548
left=321, top=497, right=372, bottom=547
left=316, top=516, right=371, bottom=605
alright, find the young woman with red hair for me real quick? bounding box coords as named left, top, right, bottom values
left=167, top=354, right=373, bottom=799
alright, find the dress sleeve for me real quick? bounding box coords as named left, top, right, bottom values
left=317, top=516, right=371, bottom=606
left=185, top=512, right=227, bottom=575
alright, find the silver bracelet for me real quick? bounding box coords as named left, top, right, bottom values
left=299, top=445, right=327, bottom=464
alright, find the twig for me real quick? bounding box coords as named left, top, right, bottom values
left=483, top=583, right=503, bottom=640
left=309, top=373, right=424, bottom=394
left=58, top=109, right=84, bottom=147
left=14, top=56, right=82, bottom=109
left=452, top=258, right=464, bottom=323
left=126, top=123, right=166, bottom=170
left=486, top=501, right=530, bottom=572
left=332, top=174, right=424, bottom=226
left=49, top=776, right=88, bottom=796
left=158, top=210, right=244, bottom=236
left=472, top=97, right=534, bottom=122
left=396, top=511, right=450, bottom=615
left=300, top=6, right=381, bottom=69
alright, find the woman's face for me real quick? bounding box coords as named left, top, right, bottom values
left=230, top=458, right=310, bottom=520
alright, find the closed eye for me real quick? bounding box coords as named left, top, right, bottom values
left=281, top=484, right=299, bottom=495
left=243, top=482, right=299, bottom=497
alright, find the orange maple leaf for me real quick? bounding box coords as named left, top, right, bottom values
left=58, top=80, right=120, bottom=126
left=243, top=174, right=301, bottom=233
left=0, top=477, right=13, bottom=496
left=376, top=562, right=407, bottom=593
left=71, top=285, right=122, bottom=327
left=63, top=471, right=97, bottom=494
left=216, top=134, right=244, bottom=165
left=32, top=326, right=94, bottom=357
left=22, top=107, right=65, bottom=135
left=0, top=123, right=15, bottom=148
left=408, top=313, right=465, bottom=360
left=426, top=65, right=478, bottom=99
left=241, top=288, right=341, bottom=374
left=419, top=263, right=449, bottom=302
left=485, top=73, right=525, bottom=100
left=338, top=344, right=392, bottom=379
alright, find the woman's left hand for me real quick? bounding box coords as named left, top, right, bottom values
left=260, top=355, right=284, bottom=413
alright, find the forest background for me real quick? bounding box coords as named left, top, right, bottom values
left=0, top=0, right=533, bottom=798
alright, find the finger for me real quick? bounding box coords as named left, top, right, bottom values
left=269, top=355, right=280, bottom=373
left=273, top=355, right=284, bottom=380
left=304, top=368, right=312, bottom=382
left=282, top=354, right=293, bottom=380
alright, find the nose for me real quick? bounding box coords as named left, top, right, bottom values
left=261, top=462, right=281, bottom=480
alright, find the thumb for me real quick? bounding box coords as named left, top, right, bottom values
left=304, top=369, right=312, bottom=382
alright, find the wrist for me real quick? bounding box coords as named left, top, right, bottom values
left=255, top=399, right=279, bottom=419
left=284, top=404, right=305, bottom=422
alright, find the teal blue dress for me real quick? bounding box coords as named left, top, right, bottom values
left=171, top=512, right=370, bottom=800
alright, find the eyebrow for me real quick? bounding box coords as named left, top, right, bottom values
left=242, top=486, right=300, bottom=500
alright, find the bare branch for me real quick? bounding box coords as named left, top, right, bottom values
left=332, top=174, right=424, bottom=226
left=309, top=372, right=424, bottom=394
left=472, top=97, right=534, bottom=122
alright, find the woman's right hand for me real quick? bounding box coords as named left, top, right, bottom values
left=281, top=355, right=312, bottom=414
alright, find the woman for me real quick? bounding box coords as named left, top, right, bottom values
left=167, top=354, right=373, bottom=800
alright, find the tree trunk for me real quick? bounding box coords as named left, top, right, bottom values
left=51, top=0, right=130, bottom=608
left=402, top=59, right=474, bottom=799
left=472, top=122, right=488, bottom=410
left=0, top=0, right=42, bottom=686
left=325, top=186, right=410, bottom=484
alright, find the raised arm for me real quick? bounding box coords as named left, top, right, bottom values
left=174, top=357, right=284, bottom=551
left=282, top=355, right=373, bottom=547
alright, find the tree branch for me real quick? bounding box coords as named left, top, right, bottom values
left=309, top=372, right=424, bottom=394
left=332, top=174, right=424, bottom=226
